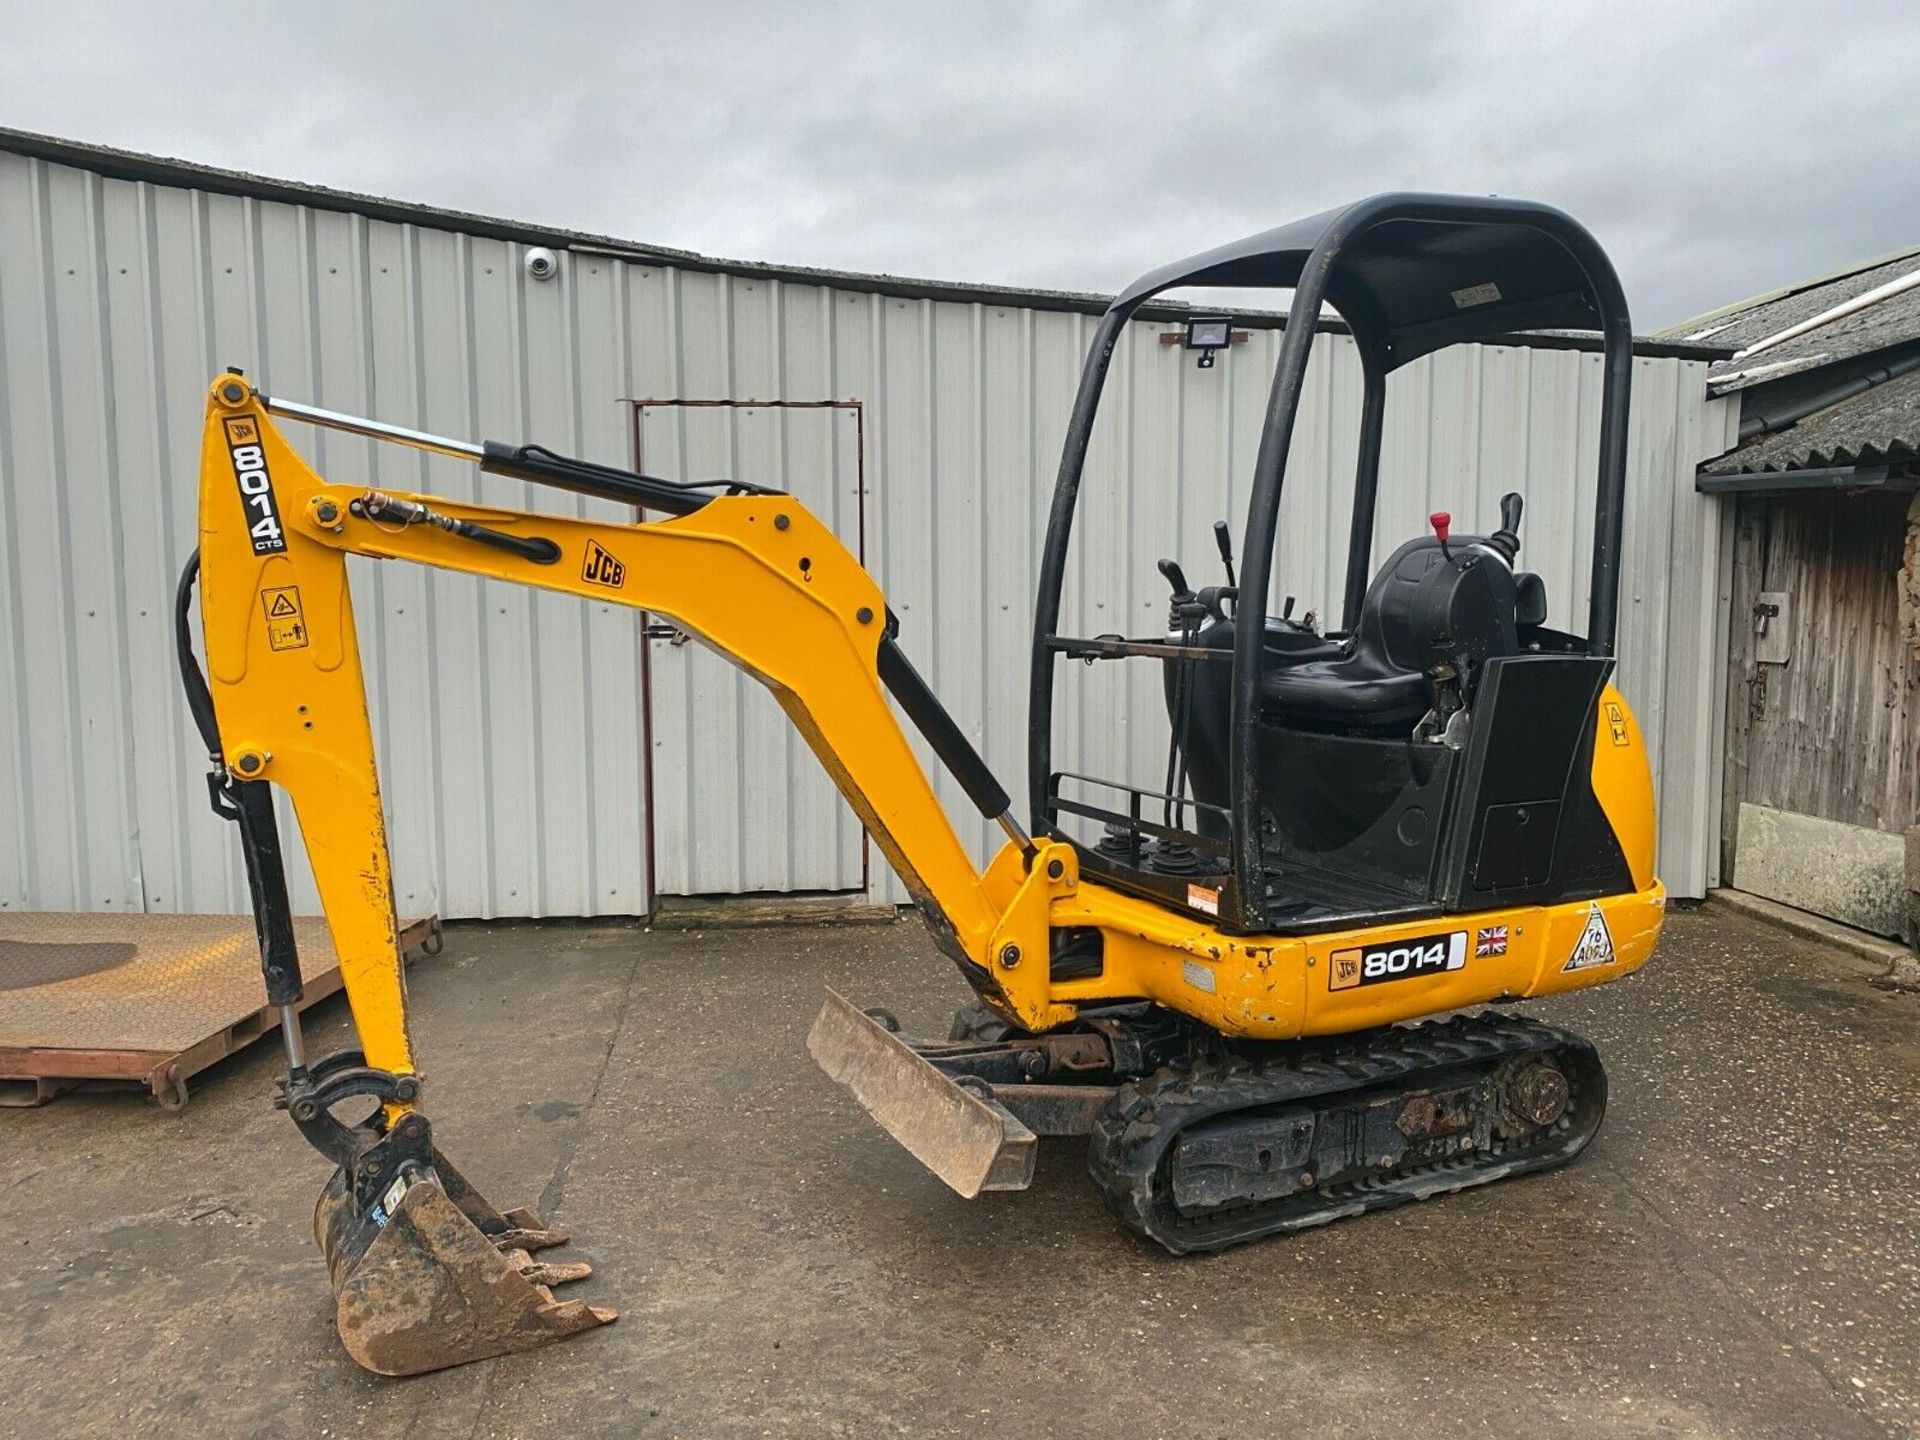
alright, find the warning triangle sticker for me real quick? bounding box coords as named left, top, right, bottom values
left=1562, top=902, right=1617, bottom=972
left=268, top=593, right=298, bottom=617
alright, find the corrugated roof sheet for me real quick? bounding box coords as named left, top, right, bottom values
left=1700, top=252, right=1920, bottom=393
left=1666, top=243, right=1920, bottom=338
left=1680, top=241, right=1920, bottom=476
left=1703, top=367, right=1920, bottom=474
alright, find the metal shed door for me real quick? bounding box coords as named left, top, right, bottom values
left=637, top=400, right=868, bottom=895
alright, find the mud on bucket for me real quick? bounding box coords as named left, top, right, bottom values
left=314, top=1114, right=614, bottom=1376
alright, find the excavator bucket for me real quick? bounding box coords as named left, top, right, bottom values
left=314, top=1143, right=615, bottom=1376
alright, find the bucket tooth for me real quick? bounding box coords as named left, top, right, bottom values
left=518, top=1258, right=594, bottom=1286
left=491, top=1222, right=571, bottom=1252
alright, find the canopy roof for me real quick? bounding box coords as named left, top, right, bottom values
left=1114, top=193, right=1624, bottom=369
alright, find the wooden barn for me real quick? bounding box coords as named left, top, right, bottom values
left=1683, top=250, right=1920, bottom=939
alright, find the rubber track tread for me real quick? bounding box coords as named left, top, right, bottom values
left=1087, top=1012, right=1606, bottom=1254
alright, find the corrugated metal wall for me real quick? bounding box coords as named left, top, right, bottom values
left=637, top=398, right=868, bottom=896
left=0, top=151, right=652, bottom=920
left=0, top=146, right=1738, bottom=920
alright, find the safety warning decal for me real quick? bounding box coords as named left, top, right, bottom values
left=1186, top=883, right=1220, bottom=917
left=1605, top=701, right=1630, bottom=747
left=225, top=415, right=286, bottom=556
left=582, top=539, right=626, bottom=589
left=261, top=586, right=308, bottom=651
left=1562, top=902, right=1617, bottom=971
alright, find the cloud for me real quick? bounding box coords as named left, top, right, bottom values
left=2, top=0, right=1917, bottom=326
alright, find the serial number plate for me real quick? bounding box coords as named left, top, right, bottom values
left=1328, top=930, right=1467, bottom=991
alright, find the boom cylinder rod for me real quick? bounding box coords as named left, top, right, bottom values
left=262, top=394, right=722, bottom=517
left=262, top=396, right=486, bottom=464
left=280, top=1005, right=308, bottom=1074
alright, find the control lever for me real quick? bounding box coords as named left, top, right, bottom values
left=1157, top=555, right=1208, bottom=838
left=1429, top=510, right=1452, bottom=561
left=1489, top=492, right=1524, bottom=563
left=1158, top=558, right=1209, bottom=634
left=1195, top=585, right=1238, bottom=625
left=1212, top=521, right=1236, bottom=587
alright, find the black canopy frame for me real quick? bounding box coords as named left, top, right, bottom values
left=1026, top=193, right=1635, bottom=929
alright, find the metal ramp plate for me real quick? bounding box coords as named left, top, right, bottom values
left=0, top=912, right=440, bottom=1108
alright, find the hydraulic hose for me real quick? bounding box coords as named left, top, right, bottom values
left=175, top=551, right=305, bottom=1010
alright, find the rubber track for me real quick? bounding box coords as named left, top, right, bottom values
left=1087, top=1012, right=1606, bottom=1254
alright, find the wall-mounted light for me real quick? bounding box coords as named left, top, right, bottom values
left=1178, top=316, right=1236, bottom=369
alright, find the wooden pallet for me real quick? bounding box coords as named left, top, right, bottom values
left=0, top=912, right=440, bottom=1108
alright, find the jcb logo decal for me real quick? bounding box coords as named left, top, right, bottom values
left=225, top=416, right=285, bottom=555
left=582, top=540, right=626, bottom=589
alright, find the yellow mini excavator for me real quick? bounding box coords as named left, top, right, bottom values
left=177, top=194, right=1664, bottom=1376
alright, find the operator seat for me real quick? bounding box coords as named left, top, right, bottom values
left=1161, top=496, right=1544, bottom=842
left=1260, top=496, right=1543, bottom=732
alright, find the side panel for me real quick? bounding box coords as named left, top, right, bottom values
left=1038, top=869, right=1666, bottom=1041
left=1436, top=657, right=1640, bottom=909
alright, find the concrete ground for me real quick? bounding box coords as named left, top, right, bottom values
left=2, top=905, right=1916, bottom=1440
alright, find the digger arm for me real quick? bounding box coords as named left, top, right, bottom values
left=190, top=375, right=1072, bottom=1095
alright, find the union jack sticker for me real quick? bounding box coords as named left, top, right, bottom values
left=1475, top=925, right=1509, bottom=957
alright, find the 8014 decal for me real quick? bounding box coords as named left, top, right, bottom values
left=1328, top=930, right=1468, bottom=991
left=224, top=415, right=286, bottom=556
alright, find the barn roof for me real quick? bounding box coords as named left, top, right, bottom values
left=1681, top=247, right=1920, bottom=480
left=1683, top=250, right=1920, bottom=394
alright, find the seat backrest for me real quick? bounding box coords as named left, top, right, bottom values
left=1352, top=533, right=1521, bottom=679
left=1515, top=571, right=1548, bottom=628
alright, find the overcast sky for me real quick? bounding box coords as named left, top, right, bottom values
left=3, top=1, right=1915, bottom=329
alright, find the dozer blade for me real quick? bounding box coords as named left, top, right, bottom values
left=314, top=1140, right=615, bottom=1376
left=807, top=988, right=1035, bottom=1198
